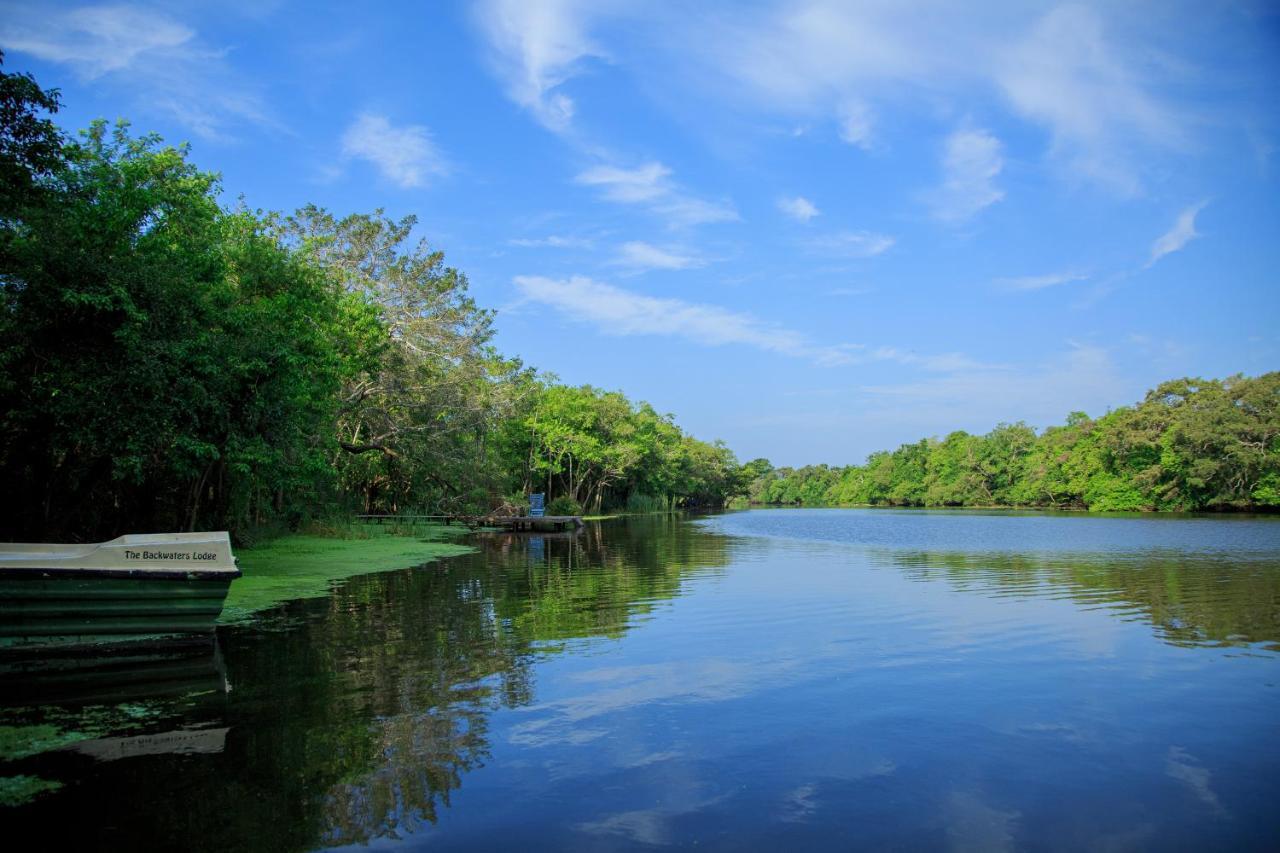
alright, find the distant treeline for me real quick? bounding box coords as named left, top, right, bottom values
left=741, top=372, right=1280, bottom=512
left=0, top=59, right=744, bottom=541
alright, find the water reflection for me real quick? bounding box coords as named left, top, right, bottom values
left=874, top=549, right=1280, bottom=651
left=1, top=642, right=229, bottom=705
left=3, top=516, right=730, bottom=848
left=706, top=509, right=1280, bottom=653
left=3, top=512, right=1278, bottom=850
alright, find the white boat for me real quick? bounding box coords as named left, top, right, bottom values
left=0, top=532, right=240, bottom=650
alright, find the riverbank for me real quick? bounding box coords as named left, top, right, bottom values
left=732, top=500, right=1280, bottom=514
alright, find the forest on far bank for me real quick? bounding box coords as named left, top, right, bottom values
left=2, top=58, right=1277, bottom=544
left=740, top=372, right=1280, bottom=513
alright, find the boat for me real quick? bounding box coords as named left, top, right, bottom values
left=0, top=532, right=240, bottom=652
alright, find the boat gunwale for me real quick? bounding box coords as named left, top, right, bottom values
left=0, top=567, right=241, bottom=580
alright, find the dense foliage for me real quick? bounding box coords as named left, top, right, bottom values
left=745, top=373, right=1280, bottom=512
left=0, top=59, right=743, bottom=540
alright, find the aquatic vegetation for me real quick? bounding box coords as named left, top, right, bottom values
left=0, top=724, right=89, bottom=762
left=0, top=775, right=62, bottom=807
left=221, top=529, right=474, bottom=624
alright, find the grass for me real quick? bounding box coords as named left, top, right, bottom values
left=221, top=524, right=473, bottom=625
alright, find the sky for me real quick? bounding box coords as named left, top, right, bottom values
left=2, top=1, right=1277, bottom=466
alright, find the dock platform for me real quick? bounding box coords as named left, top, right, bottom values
left=355, top=514, right=584, bottom=532
left=491, top=516, right=584, bottom=532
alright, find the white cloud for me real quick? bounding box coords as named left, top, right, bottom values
left=997, top=5, right=1181, bottom=192
left=806, top=230, right=895, bottom=258
left=472, top=0, right=602, bottom=131
left=575, top=161, right=738, bottom=227
left=514, top=274, right=852, bottom=364
left=868, top=346, right=990, bottom=373
left=686, top=3, right=1181, bottom=192
left=0, top=3, right=193, bottom=78
left=613, top=241, right=703, bottom=271
left=655, top=195, right=739, bottom=227
left=470, top=3, right=1197, bottom=193
left=859, top=342, right=1131, bottom=430
left=513, top=275, right=976, bottom=372
left=341, top=114, right=446, bottom=189
left=1146, top=201, right=1208, bottom=268
left=995, top=271, right=1089, bottom=292
left=576, top=161, right=671, bottom=203
left=778, top=195, right=820, bottom=222
left=837, top=100, right=874, bottom=148
left=929, top=128, right=1004, bottom=222
left=509, top=235, right=592, bottom=249
left=0, top=3, right=273, bottom=140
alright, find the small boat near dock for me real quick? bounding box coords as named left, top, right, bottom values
left=0, top=532, right=240, bottom=652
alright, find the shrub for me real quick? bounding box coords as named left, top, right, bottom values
left=546, top=495, right=582, bottom=515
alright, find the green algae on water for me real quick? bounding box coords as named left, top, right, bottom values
left=0, top=775, right=62, bottom=807
left=0, top=724, right=90, bottom=762
left=221, top=528, right=474, bottom=625
left=0, top=703, right=169, bottom=762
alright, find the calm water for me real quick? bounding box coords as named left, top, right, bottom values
left=4, top=509, right=1280, bottom=850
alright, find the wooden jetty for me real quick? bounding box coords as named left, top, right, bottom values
left=491, top=515, right=584, bottom=532
left=355, top=514, right=584, bottom=532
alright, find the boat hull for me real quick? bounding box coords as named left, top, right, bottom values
left=0, top=569, right=237, bottom=651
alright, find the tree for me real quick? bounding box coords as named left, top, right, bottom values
left=278, top=206, right=533, bottom=514
left=0, top=50, right=62, bottom=216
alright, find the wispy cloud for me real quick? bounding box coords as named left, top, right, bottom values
left=513, top=275, right=976, bottom=373
left=472, top=0, right=601, bottom=131
left=928, top=127, right=1004, bottom=222
left=689, top=3, right=1182, bottom=192
left=0, top=3, right=273, bottom=140
left=514, top=275, right=854, bottom=365
left=575, top=161, right=738, bottom=226
left=577, top=161, right=670, bottom=203
left=612, top=241, right=704, bottom=271
left=859, top=342, right=1130, bottom=429
left=997, top=5, right=1181, bottom=192
left=806, top=230, right=895, bottom=258
left=0, top=3, right=193, bottom=77
left=868, top=346, right=990, bottom=373
left=995, top=271, right=1089, bottom=292
left=1166, top=747, right=1227, bottom=817
left=778, top=195, right=820, bottom=222
left=341, top=113, right=447, bottom=188
left=509, top=234, right=592, bottom=249
left=472, top=3, right=1195, bottom=194
left=837, top=100, right=874, bottom=148
left=1146, top=201, right=1208, bottom=268
left=657, top=195, right=740, bottom=227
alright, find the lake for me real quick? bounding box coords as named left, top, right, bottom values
left=3, top=509, right=1279, bottom=850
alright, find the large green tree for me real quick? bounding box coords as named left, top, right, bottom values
left=0, top=120, right=378, bottom=539
left=277, top=206, right=536, bottom=514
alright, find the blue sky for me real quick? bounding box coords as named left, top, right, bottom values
left=3, top=1, right=1277, bottom=466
